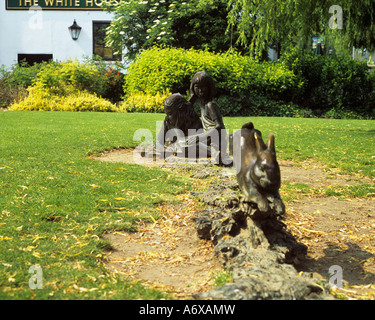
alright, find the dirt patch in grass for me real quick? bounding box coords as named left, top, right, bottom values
left=103, top=199, right=221, bottom=299
left=280, top=160, right=375, bottom=299
left=94, top=148, right=141, bottom=164
left=97, top=149, right=375, bottom=300
left=286, top=196, right=375, bottom=299
left=280, top=159, right=374, bottom=188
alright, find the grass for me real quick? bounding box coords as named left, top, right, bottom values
left=0, top=111, right=374, bottom=299
left=0, top=111, right=185, bottom=299
left=226, top=117, right=375, bottom=200
left=225, top=117, right=375, bottom=178
left=212, top=270, right=233, bottom=287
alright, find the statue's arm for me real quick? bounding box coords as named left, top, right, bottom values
left=188, top=94, right=198, bottom=106
left=207, top=102, right=225, bottom=130
left=156, top=119, right=167, bottom=149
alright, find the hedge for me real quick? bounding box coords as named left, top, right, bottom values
left=281, top=49, right=375, bottom=115
left=8, top=60, right=124, bottom=112
left=7, top=47, right=375, bottom=118
left=124, top=47, right=302, bottom=115
left=124, top=47, right=375, bottom=118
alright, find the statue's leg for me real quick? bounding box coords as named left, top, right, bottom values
left=248, top=188, right=270, bottom=213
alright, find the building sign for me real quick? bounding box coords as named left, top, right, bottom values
left=6, top=0, right=123, bottom=10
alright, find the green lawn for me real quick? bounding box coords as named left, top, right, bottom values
left=0, top=111, right=374, bottom=299
left=0, top=111, right=186, bottom=299
left=226, top=117, right=375, bottom=178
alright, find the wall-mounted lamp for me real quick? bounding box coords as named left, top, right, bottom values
left=68, top=20, right=82, bottom=41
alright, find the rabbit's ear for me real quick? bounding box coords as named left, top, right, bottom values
left=241, top=122, right=254, bottom=130
left=254, top=131, right=266, bottom=154
left=266, top=133, right=276, bottom=155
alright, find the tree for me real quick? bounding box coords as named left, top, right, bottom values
left=104, top=0, right=238, bottom=61
left=227, top=0, right=375, bottom=57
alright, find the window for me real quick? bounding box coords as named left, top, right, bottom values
left=93, top=21, right=121, bottom=61
left=18, top=54, right=53, bottom=66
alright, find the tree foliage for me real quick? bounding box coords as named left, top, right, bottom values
left=227, top=0, right=375, bottom=57
left=104, top=0, right=236, bottom=61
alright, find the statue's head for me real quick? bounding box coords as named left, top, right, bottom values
left=164, top=93, right=187, bottom=114
left=163, top=93, right=202, bottom=133
left=190, top=71, right=216, bottom=101
left=163, top=93, right=189, bottom=125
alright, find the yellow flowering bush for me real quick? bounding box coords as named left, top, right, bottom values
left=9, top=60, right=119, bottom=112
left=61, top=92, right=115, bottom=112
left=117, top=91, right=170, bottom=113
left=31, top=60, right=106, bottom=96
left=9, top=87, right=61, bottom=111
left=10, top=87, right=115, bottom=112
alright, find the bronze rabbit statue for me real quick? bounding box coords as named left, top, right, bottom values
left=233, top=122, right=285, bottom=215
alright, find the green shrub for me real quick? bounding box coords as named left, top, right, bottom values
left=322, top=107, right=371, bottom=120
left=0, top=61, right=44, bottom=108
left=9, top=59, right=124, bottom=112
left=1, top=60, right=46, bottom=88
left=83, top=56, right=125, bottom=103
left=281, top=49, right=375, bottom=115
left=216, top=92, right=313, bottom=118
left=124, top=47, right=301, bottom=102
left=9, top=58, right=125, bottom=104
left=0, top=79, right=28, bottom=108
left=102, top=66, right=125, bottom=103
left=33, top=60, right=106, bottom=97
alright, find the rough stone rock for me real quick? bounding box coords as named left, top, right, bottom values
left=192, top=177, right=332, bottom=300
left=195, top=273, right=324, bottom=300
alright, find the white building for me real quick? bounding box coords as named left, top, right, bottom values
left=0, top=0, right=123, bottom=68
